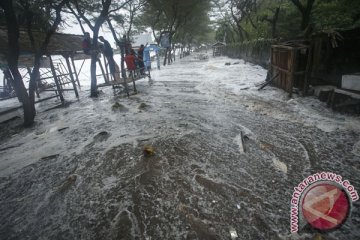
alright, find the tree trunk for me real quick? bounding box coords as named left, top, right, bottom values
left=291, top=0, right=315, bottom=31
left=272, top=7, right=280, bottom=38
left=163, top=47, right=168, bottom=66
left=168, top=48, right=172, bottom=64
left=29, top=52, right=42, bottom=107
left=0, top=0, right=35, bottom=126
left=9, top=66, right=35, bottom=126
left=90, top=21, right=102, bottom=97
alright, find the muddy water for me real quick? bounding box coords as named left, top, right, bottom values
left=0, top=55, right=359, bottom=239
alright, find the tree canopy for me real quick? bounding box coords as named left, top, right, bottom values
left=213, top=0, right=360, bottom=43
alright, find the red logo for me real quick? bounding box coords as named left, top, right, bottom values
left=302, top=183, right=350, bottom=230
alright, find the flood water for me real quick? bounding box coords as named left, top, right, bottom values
left=0, top=53, right=359, bottom=239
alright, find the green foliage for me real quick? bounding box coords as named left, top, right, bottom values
left=312, top=0, right=360, bottom=29
left=136, top=0, right=213, bottom=46
left=214, top=0, right=360, bottom=43
left=0, top=0, right=57, bottom=31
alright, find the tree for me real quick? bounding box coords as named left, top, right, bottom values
left=68, top=0, right=130, bottom=97
left=290, top=0, right=316, bottom=31
left=122, top=0, right=146, bottom=40
left=0, top=0, right=69, bottom=126
left=312, top=0, right=360, bottom=30
left=141, top=0, right=212, bottom=65
left=259, top=5, right=280, bottom=38
left=0, top=0, right=34, bottom=126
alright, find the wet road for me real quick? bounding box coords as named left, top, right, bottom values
left=0, top=54, right=359, bottom=239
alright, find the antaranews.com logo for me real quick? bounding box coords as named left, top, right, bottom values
left=290, top=172, right=359, bottom=232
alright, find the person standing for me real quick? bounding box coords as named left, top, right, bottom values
left=137, top=44, right=145, bottom=74
left=99, top=36, right=117, bottom=80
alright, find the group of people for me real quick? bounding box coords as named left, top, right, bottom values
left=82, top=32, right=146, bottom=80
left=124, top=44, right=145, bottom=76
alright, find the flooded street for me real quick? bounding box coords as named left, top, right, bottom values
left=1, top=53, right=360, bottom=239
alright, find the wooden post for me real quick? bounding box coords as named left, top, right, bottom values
left=70, top=55, right=81, bottom=87
left=288, top=49, right=299, bottom=98
left=97, top=58, right=108, bottom=85
left=131, top=71, right=137, bottom=93
left=48, top=55, right=65, bottom=103
left=103, top=54, right=110, bottom=83
left=64, top=55, right=79, bottom=98
left=303, top=43, right=313, bottom=96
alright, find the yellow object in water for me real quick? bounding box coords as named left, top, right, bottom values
left=143, top=145, right=155, bottom=156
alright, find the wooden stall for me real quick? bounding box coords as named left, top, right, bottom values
left=270, top=41, right=309, bottom=97
left=269, top=28, right=360, bottom=113
left=212, top=42, right=226, bottom=57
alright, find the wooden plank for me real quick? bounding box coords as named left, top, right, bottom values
left=48, top=55, right=65, bottom=103
left=258, top=73, right=279, bottom=90
left=70, top=56, right=81, bottom=87
left=65, top=56, right=79, bottom=98
left=334, top=88, right=360, bottom=99
left=97, top=75, right=148, bottom=88
left=235, top=132, right=246, bottom=154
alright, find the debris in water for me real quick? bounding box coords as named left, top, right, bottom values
left=58, top=127, right=69, bottom=132
left=272, top=158, right=288, bottom=174
left=138, top=102, right=148, bottom=109
left=236, top=204, right=241, bottom=209
left=234, top=132, right=245, bottom=153
left=143, top=145, right=155, bottom=157
left=225, top=62, right=231, bottom=66
left=40, top=154, right=59, bottom=161
left=313, top=233, right=323, bottom=240
left=352, top=141, right=360, bottom=156
left=229, top=228, right=238, bottom=239
left=93, top=131, right=110, bottom=142
left=111, top=102, right=124, bottom=111
left=67, top=175, right=77, bottom=182
left=260, top=142, right=272, bottom=150
left=56, top=174, right=77, bottom=194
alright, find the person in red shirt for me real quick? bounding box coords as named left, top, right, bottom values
left=125, top=49, right=137, bottom=76
left=82, top=32, right=92, bottom=55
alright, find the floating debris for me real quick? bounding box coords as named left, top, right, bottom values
left=111, top=102, right=125, bottom=111
left=313, top=233, right=323, bottom=240
left=56, top=174, right=77, bottom=195
left=40, top=154, right=59, bottom=161
left=138, top=102, right=148, bottom=109
left=229, top=228, right=238, bottom=239
left=143, top=145, right=155, bottom=157
left=57, top=127, right=69, bottom=132
left=234, top=132, right=245, bottom=153
left=93, top=131, right=110, bottom=142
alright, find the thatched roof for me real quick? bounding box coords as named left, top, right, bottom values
left=0, top=27, right=90, bottom=69
left=212, top=42, right=226, bottom=47
left=0, top=26, right=85, bottom=56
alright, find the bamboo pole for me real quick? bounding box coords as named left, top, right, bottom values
left=70, top=55, right=81, bottom=87
left=64, top=55, right=79, bottom=98
left=48, top=55, right=64, bottom=103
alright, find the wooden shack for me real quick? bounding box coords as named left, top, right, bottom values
left=270, top=41, right=309, bottom=97
left=270, top=27, right=360, bottom=112
left=212, top=42, right=226, bottom=57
